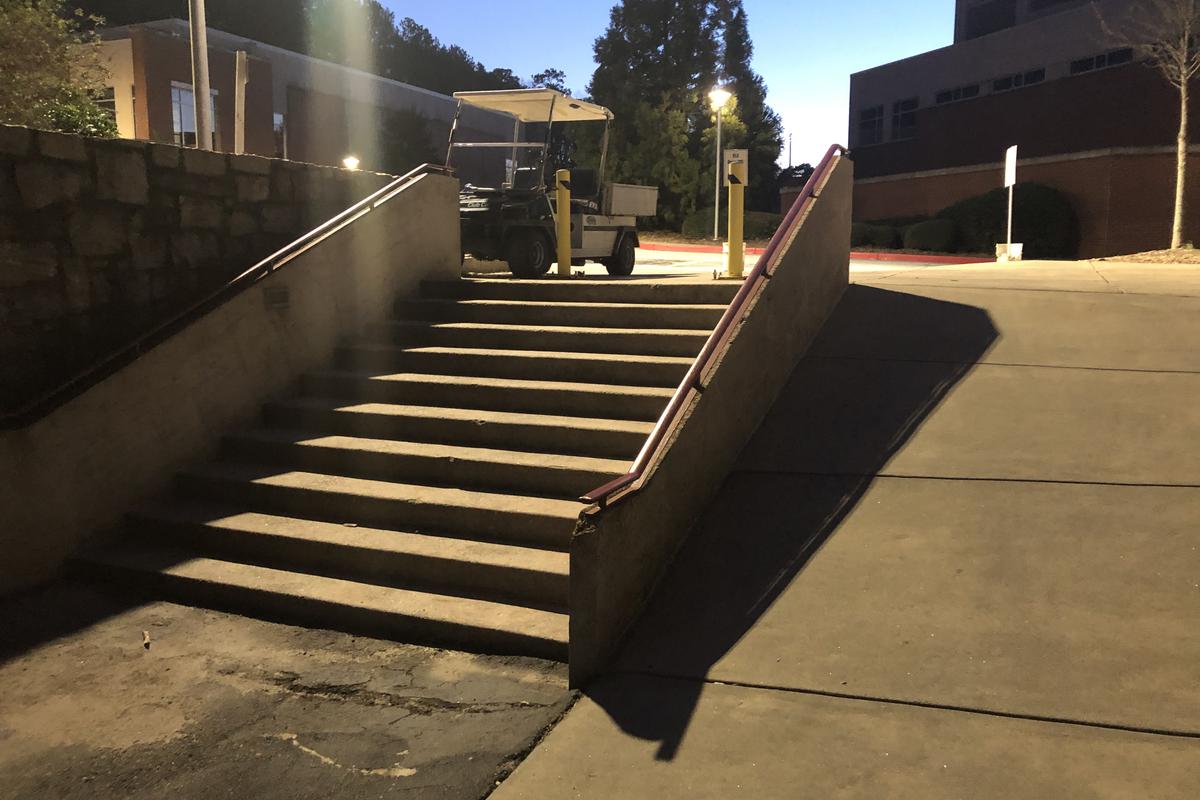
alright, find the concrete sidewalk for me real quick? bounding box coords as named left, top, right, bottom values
left=491, top=260, right=1200, bottom=798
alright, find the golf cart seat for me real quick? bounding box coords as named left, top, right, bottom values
left=513, top=167, right=541, bottom=190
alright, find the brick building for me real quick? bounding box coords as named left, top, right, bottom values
left=845, top=0, right=1198, bottom=257
left=96, top=18, right=509, bottom=177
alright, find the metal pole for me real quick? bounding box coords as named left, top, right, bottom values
left=712, top=108, right=722, bottom=240
left=188, top=0, right=214, bottom=151
left=445, top=101, right=462, bottom=167
left=509, top=117, right=519, bottom=185
left=233, top=50, right=247, bottom=155
left=1007, top=184, right=1014, bottom=258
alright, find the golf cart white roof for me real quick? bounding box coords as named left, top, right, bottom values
left=453, top=88, right=613, bottom=123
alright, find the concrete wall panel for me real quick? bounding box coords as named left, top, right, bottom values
left=568, top=157, right=854, bottom=686
left=0, top=173, right=461, bottom=595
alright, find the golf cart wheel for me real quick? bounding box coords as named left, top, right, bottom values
left=505, top=230, right=552, bottom=278
left=604, top=235, right=636, bottom=276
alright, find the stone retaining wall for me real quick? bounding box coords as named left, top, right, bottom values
left=0, top=125, right=393, bottom=413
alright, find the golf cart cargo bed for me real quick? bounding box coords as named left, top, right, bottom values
left=603, top=184, right=659, bottom=217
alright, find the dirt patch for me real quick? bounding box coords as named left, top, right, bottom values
left=0, top=581, right=572, bottom=800
left=1097, top=248, right=1200, bottom=264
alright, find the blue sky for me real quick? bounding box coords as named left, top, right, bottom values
left=382, top=1, right=954, bottom=165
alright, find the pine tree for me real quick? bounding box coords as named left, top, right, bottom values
left=589, top=0, right=782, bottom=223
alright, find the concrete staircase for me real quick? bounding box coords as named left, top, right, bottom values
left=75, top=278, right=739, bottom=661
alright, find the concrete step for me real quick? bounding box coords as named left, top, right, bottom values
left=423, top=278, right=742, bottom=306
left=301, top=370, right=674, bottom=422
left=395, top=298, right=728, bottom=330
left=125, top=502, right=569, bottom=608
left=176, top=463, right=581, bottom=550
left=336, top=344, right=692, bottom=388
left=365, top=320, right=710, bottom=358
left=75, top=542, right=568, bottom=660
left=222, top=429, right=627, bottom=499
left=263, top=399, right=652, bottom=460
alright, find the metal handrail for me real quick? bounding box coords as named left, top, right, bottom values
left=581, top=144, right=848, bottom=509
left=1, top=162, right=454, bottom=430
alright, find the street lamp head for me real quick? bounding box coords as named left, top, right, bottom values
left=708, top=86, right=732, bottom=111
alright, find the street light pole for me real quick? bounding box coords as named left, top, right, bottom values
left=188, top=0, right=214, bottom=151
left=708, top=86, right=732, bottom=241
left=713, top=107, right=722, bottom=240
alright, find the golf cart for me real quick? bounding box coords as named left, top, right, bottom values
left=446, top=88, right=658, bottom=277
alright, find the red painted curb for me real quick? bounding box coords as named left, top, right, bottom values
left=849, top=251, right=994, bottom=265
left=639, top=242, right=767, bottom=256
left=639, top=241, right=993, bottom=265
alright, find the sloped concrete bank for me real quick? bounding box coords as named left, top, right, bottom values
left=569, top=154, right=854, bottom=685
left=0, top=173, right=460, bottom=594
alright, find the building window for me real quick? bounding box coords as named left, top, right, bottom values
left=891, top=97, right=918, bottom=141
left=1071, top=48, right=1134, bottom=75
left=171, top=81, right=219, bottom=149
left=858, top=105, right=884, bottom=146
left=935, top=83, right=981, bottom=105
left=992, top=68, right=1045, bottom=93
left=96, top=87, right=117, bottom=122
left=273, top=112, right=287, bottom=159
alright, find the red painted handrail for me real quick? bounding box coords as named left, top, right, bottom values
left=1, top=162, right=453, bottom=430
left=581, top=144, right=848, bottom=508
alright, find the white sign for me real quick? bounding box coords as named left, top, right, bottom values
left=724, top=149, right=748, bottom=186
left=1004, top=145, right=1018, bottom=188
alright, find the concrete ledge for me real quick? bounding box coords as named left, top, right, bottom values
left=567, top=156, right=854, bottom=686
left=0, top=173, right=461, bottom=595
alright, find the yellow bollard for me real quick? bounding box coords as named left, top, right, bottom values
left=555, top=169, right=572, bottom=277
left=725, top=158, right=748, bottom=279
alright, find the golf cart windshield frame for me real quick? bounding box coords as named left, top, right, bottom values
left=446, top=89, right=613, bottom=192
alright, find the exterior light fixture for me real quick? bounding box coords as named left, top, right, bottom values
left=342, top=155, right=361, bottom=170
left=708, top=86, right=733, bottom=239
left=708, top=87, right=732, bottom=111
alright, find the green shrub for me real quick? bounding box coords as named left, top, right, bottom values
left=936, top=183, right=1079, bottom=258
left=681, top=208, right=784, bottom=240
left=850, top=222, right=900, bottom=249
left=902, top=218, right=958, bottom=252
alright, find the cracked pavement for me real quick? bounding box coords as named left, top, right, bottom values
left=0, top=582, right=573, bottom=800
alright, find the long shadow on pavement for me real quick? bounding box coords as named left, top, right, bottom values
left=587, top=284, right=998, bottom=760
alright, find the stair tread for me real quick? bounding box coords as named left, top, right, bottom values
left=180, top=463, right=583, bottom=520
left=227, top=428, right=630, bottom=474
left=309, top=369, right=677, bottom=398
left=402, top=298, right=729, bottom=312
left=270, top=398, right=655, bottom=434
left=381, top=320, right=712, bottom=336
left=131, top=502, right=570, bottom=576
left=80, top=543, right=569, bottom=646
left=343, top=343, right=695, bottom=367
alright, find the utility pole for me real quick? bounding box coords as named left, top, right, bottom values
left=189, top=0, right=214, bottom=151
left=788, top=132, right=793, bottom=168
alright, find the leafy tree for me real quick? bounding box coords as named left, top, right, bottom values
left=613, top=94, right=702, bottom=227
left=0, top=0, right=116, bottom=136
left=1097, top=0, right=1200, bottom=248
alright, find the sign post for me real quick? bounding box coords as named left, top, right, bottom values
left=1004, top=145, right=1018, bottom=261
left=724, top=149, right=749, bottom=279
